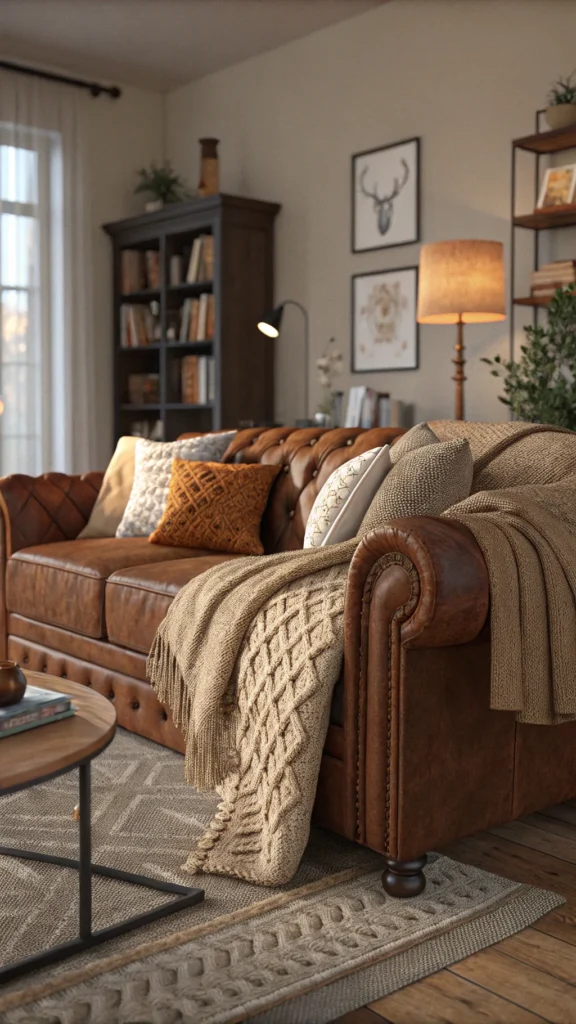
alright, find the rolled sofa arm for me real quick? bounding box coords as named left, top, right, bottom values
left=346, top=515, right=490, bottom=651
left=0, top=471, right=104, bottom=556
left=339, top=515, right=490, bottom=845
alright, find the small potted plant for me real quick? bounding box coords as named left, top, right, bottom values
left=481, top=284, right=576, bottom=429
left=546, top=71, right=576, bottom=131
left=134, top=161, right=189, bottom=212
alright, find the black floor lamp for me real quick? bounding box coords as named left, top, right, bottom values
left=257, top=300, right=311, bottom=426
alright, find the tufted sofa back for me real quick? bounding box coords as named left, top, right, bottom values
left=221, top=426, right=405, bottom=553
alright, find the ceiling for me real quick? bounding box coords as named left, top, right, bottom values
left=0, top=0, right=383, bottom=93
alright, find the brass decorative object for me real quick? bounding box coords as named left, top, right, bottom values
left=0, top=660, right=27, bottom=707
left=197, top=138, right=220, bottom=197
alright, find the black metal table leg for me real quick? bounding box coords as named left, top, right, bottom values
left=0, top=759, right=204, bottom=983
left=78, top=761, right=92, bottom=940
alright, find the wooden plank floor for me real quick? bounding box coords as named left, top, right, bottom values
left=328, top=803, right=576, bottom=1024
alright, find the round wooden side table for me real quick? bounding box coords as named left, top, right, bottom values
left=0, top=672, right=204, bottom=984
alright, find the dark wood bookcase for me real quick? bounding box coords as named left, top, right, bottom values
left=104, top=193, right=280, bottom=443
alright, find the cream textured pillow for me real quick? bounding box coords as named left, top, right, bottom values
left=78, top=436, right=137, bottom=539
left=304, top=446, right=391, bottom=548
left=116, top=432, right=236, bottom=538
left=359, top=437, right=473, bottom=537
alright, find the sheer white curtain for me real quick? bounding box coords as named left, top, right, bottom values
left=0, top=69, right=97, bottom=475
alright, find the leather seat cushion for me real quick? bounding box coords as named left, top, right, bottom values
left=6, top=538, right=205, bottom=640
left=105, top=553, right=241, bottom=653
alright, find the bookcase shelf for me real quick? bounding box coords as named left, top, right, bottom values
left=104, top=194, right=280, bottom=443
left=167, top=281, right=214, bottom=296
left=120, top=404, right=161, bottom=412
left=165, top=402, right=213, bottom=411
left=120, top=288, right=161, bottom=302
left=514, top=295, right=551, bottom=307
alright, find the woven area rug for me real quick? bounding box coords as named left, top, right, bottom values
left=0, top=730, right=564, bottom=1023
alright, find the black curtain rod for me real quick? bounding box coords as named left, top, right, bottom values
left=0, top=59, right=121, bottom=99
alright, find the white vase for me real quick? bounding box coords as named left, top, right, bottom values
left=545, top=104, right=576, bottom=130
left=145, top=199, right=164, bottom=213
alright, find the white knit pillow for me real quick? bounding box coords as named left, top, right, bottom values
left=116, top=433, right=236, bottom=538
left=303, top=445, right=391, bottom=548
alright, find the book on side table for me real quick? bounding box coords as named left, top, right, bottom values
left=0, top=685, right=74, bottom=739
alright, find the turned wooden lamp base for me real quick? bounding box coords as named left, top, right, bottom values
left=453, top=317, right=466, bottom=422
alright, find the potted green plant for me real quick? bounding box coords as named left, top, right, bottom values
left=482, top=285, right=576, bottom=429
left=546, top=71, right=576, bottom=130
left=134, top=161, right=189, bottom=212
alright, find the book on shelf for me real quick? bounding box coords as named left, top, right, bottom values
left=185, top=234, right=214, bottom=283
left=389, top=399, right=414, bottom=428
left=121, top=249, right=159, bottom=292
left=0, top=684, right=74, bottom=740
left=145, top=250, right=160, bottom=289
left=206, top=294, right=215, bottom=338
left=170, top=254, right=183, bottom=286
left=178, top=294, right=214, bottom=343
left=530, top=260, right=576, bottom=295
left=201, top=235, right=214, bottom=281
left=120, top=304, right=157, bottom=348
left=360, top=388, right=380, bottom=429
left=344, top=386, right=366, bottom=428
left=344, top=388, right=412, bottom=429
left=197, top=293, right=209, bottom=341
left=181, top=355, right=215, bottom=404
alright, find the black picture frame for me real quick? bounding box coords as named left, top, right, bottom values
left=351, top=137, right=420, bottom=253
left=351, top=266, right=419, bottom=373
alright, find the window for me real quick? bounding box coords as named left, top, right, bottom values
left=0, top=127, right=61, bottom=475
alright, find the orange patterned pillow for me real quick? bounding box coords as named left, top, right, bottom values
left=149, top=459, right=282, bottom=555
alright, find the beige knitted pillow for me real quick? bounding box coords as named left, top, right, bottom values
left=359, top=436, right=473, bottom=537
left=389, top=421, right=439, bottom=464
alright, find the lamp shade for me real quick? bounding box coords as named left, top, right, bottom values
left=417, top=240, right=506, bottom=325
left=257, top=304, right=285, bottom=338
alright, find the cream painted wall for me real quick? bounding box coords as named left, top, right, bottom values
left=166, top=0, right=576, bottom=427
left=84, top=85, right=163, bottom=466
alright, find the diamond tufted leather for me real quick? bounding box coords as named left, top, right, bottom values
left=0, top=471, right=104, bottom=556
left=226, top=426, right=405, bottom=552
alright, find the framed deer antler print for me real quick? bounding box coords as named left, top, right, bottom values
left=352, top=137, right=420, bottom=252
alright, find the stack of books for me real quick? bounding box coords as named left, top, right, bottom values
left=344, top=387, right=412, bottom=429
left=121, top=249, right=160, bottom=293
left=0, top=685, right=74, bottom=739
left=179, top=293, right=215, bottom=343
left=530, top=260, right=576, bottom=299
left=181, top=355, right=216, bottom=404
left=120, top=304, right=158, bottom=347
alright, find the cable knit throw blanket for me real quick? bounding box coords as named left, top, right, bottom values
left=148, top=421, right=576, bottom=885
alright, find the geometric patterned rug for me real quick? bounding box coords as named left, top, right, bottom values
left=0, top=731, right=564, bottom=1023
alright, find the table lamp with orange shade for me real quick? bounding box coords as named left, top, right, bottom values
left=417, top=240, right=506, bottom=420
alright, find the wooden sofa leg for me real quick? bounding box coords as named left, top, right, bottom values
left=382, top=855, right=427, bottom=898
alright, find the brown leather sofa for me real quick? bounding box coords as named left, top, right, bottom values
left=2, top=424, right=575, bottom=898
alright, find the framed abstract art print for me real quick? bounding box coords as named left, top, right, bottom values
left=352, top=266, right=419, bottom=372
